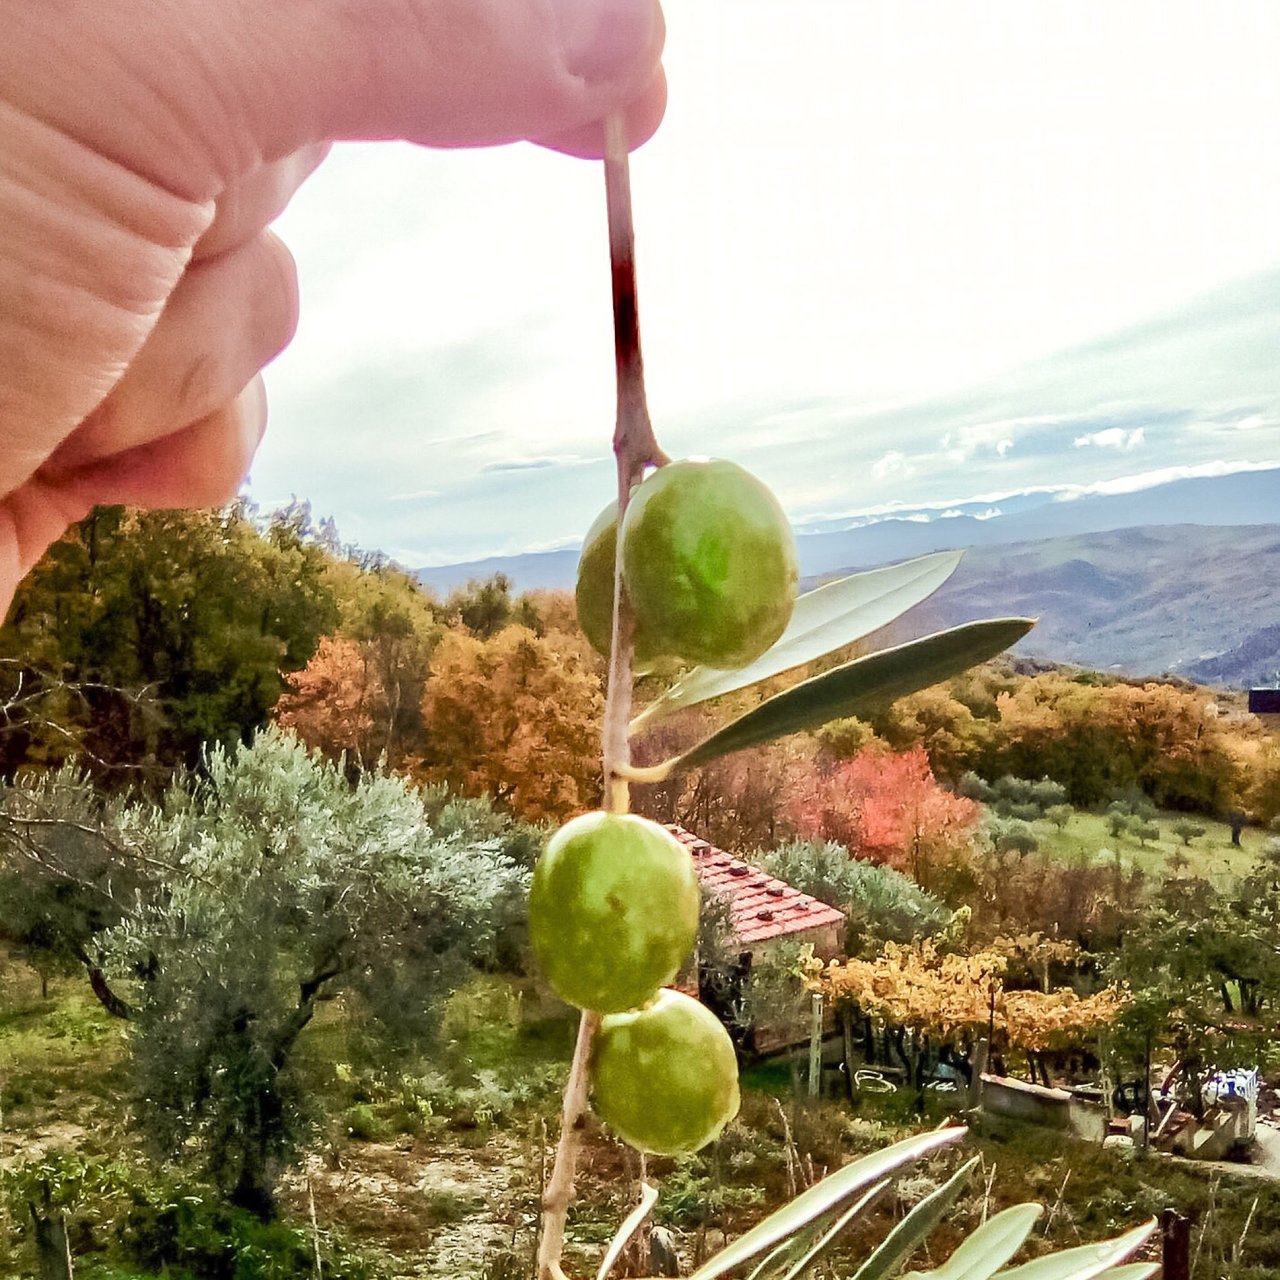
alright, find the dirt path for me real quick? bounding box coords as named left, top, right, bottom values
left=0, top=1120, right=88, bottom=1170
left=296, top=1134, right=536, bottom=1279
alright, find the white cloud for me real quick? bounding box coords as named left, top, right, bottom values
left=1049, top=459, right=1280, bottom=502
left=1073, top=427, right=1146, bottom=450
left=871, top=450, right=909, bottom=480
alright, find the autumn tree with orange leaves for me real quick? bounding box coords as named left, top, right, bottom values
left=416, top=624, right=603, bottom=823
left=275, top=562, right=441, bottom=769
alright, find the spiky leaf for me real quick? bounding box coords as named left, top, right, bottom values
left=688, top=1128, right=967, bottom=1280
left=902, top=1204, right=1042, bottom=1280
left=778, top=1181, right=891, bottom=1280
left=851, top=1158, right=979, bottom=1280
left=744, top=1232, right=822, bottom=1280
left=994, top=1221, right=1157, bottom=1280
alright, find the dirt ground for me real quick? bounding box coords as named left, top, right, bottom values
left=287, top=1133, right=536, bottom=1279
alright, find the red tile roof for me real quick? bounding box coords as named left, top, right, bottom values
left=667, top=826, right=845, bottom=947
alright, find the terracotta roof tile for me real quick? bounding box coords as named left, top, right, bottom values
left=666, top=825, right=845, bottom=947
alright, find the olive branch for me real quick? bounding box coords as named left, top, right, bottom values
left=534, top=112, right=1153, bottom=1280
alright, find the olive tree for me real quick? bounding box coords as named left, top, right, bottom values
left=0, top=763, right=145, bottom=1013
left=103, top=728, right=527, bottom=1218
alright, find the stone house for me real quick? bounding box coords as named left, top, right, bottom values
left=667, top=826, right=844, bottom=1054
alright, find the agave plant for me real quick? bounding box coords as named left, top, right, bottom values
left=596, top=1130, right=1156, bottom=1280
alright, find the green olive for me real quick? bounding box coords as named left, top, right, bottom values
left=528, top=812, right=699, bottom=1014
left=590, top=989, right=741, bottom=1155
left=620, top=459, right=798, bottom=669
left=574, top=503, right=663, bottom=669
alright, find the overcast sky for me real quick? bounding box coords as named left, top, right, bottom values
left=251, top=1, right=1280, bottom=566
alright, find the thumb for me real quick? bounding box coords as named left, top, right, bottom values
left=202, top=0, right=665, bottom=183
left=3, top=0, right=664, bottom=203
left=7, top=0, right=670, bottom=197
left=258, top=0, right=668, bottom=156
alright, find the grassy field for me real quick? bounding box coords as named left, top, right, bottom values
left=1028, top=806, right=1268, bottom=883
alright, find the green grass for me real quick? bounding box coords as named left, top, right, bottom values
left=1028, top=807, right=1265, bottom=882
left=0, top=973, right=129, bottom=1153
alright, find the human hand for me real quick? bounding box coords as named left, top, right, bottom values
left=0, top=0, right=666, bottom=613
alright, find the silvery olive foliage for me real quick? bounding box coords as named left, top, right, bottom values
left=101, top=727, right=528, bottom=1215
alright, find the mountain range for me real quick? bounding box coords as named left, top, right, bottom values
left=416, top=468, right=1280, bottom=686
left=900, top=523, right=1280, bottom=688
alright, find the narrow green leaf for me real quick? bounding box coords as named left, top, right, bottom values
left=902, top=1204, right=1042, bottom=1280
left=1094, top=1266, right=1159, bottom=1280
left=631, top=551, right=965, bottom=728
left=745, top=1231, right=820, bottom=1280
left=596, top=1182, right=659, bottom=1280
left=779, top=1180, right=890, bottom=1280
left=851, top=1158, right=978, bottom=1280
left=672, top=619, right=1034, bottom=772
left=994, top=1221, right=1157, bottom=1280
left=688, top=1128, right=967, bottom=1280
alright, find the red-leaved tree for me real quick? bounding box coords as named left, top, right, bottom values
left=782, top=745, right=980, bottom=891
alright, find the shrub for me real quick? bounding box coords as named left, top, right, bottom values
left=119, top=1178, right=375, bottom=1280
left=1044, top=804, right=1074, bottom=830
left=1171, top=818, right=1206, bottom=846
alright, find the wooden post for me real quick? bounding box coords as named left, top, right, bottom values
left=1160, top=1208, right=1190, bottom=1280
left=841, top=1007, right=857, bottom=1104
left=808, top=992, right=823, bottom=1098
left=969, top=1038, right=990, bottom=1111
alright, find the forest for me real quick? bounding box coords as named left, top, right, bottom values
left=3, top=503, right=1280, bottom=1279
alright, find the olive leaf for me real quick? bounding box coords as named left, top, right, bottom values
left=1087, top=1267, right=1160, bottom=1280
left=687, top=1127, right=967, bottom=1280
left=630, top=550, right=965, bottom=730
left=649, top=618, right=1033, bottom=776
left=850, top=1157, right=979, bottom=1280
left=744, top=1231, right=823, bottom=1280
left=901, top=1204, right=1042, bottom=1280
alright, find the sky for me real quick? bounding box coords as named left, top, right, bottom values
left=252, top=1, right=1280, bottom=567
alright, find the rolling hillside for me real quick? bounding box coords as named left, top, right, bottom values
left=414, top=466, right=1280, bottom=595
left=414, top=470, right=1280, bottom=686
left=902, top=523, right=1280, bottom=686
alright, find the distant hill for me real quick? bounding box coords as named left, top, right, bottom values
left=899, top=524, right=1280, bottom=687
left=413, top=472, right=1280, bottom=687
left=415, top=466, right=1279, bottom=592
left=790, top=467, right=1280, bottom=578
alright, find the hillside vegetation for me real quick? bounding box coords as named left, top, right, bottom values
left=3, top=502, right=1280, bottom=1277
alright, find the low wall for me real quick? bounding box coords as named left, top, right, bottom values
left=979, top=1074, right=1108, bottom=1143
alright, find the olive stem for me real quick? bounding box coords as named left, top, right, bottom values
left=538, top=111, right=666, bottom=1280
left=601, top=110, right=665, bottom=816
left=613, top=759, right=675, bottom=786
left=537, top=1008, right=602, bottom=1280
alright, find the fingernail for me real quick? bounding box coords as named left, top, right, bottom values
left=551, top=0, right=655, bottom=84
